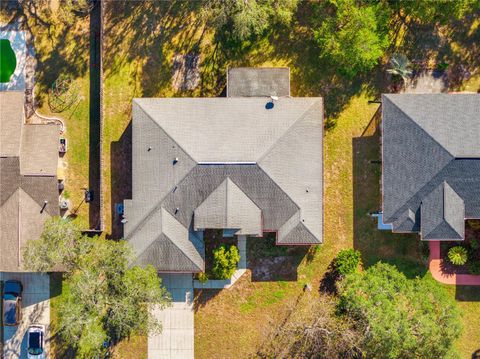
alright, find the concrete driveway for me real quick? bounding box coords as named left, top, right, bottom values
left=149, top=274, right=194, bottom=359
left=1, top=272, right=50, bottom=359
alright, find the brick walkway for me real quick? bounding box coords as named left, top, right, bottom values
left=429, top=241, right=480, bottom=286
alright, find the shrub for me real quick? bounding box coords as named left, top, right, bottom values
left=468, top=260, right=480, bottom=275
left=448, top=246, right=468, bottom=266
left=334, top=249, right=361, bottom=276
left=212, top=245, right=240, bottom=280
left=470, top=239, right=479, bottom=251
left=337, top=263, right=461, bottom=358
left=198, top=272, right=209, bottom=284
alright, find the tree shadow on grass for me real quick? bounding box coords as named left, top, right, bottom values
left=352, top=113, right=427, bottom=279
left=103, top=0, right=204, bottom=97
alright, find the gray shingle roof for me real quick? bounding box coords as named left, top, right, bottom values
left=0, top=91, right=23, bottom=157
left=125, top=72, right=323, bottom=272
left=382, top=94, right=480, bottom=241
left=0, top=92, right=59, bottom=272
left=227, top=67, right=290, bottom=97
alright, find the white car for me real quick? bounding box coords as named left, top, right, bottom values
left=27, top=325, right=45, bottom=359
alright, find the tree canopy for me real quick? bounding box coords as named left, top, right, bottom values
left=313, top=0, right=389, bottom=78
left=337, top=262, right=461, bottom=359
left=205, top=0, right=298, bottom=42
left=23, top=217, right=171, bottom=357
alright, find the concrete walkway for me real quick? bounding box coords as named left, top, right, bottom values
left=429, top=241, right=480, bottom=286
left=149, top=274, right=194, bottom=359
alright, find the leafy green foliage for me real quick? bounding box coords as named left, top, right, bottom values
left=468, top=260, right=480, bottom=275
left=205, top=0, right=298, bottom=42
left=23, top=217, right=83, bottom=271
left=390, top=0, right=478, bottom=25
left=198, top=272, right=209, bottom=284
left=337, top=263, right=461, bottom=358
left=23, top=218, right=171, bottom=356
left=212, top=244, right=240, bottom=279
left=313, top=0, right=389, bottom=78
left=470, top=239, right=479, bottom=251
left=334, top=249, right=361, bottom=276
left=448, top=246, right=468, bottom=266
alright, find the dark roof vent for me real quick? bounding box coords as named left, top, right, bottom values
left=173, top=157, right=179, bottom=165
left=265, top=102, right=274, bottom=110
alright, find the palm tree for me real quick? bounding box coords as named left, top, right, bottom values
left=387, top=53, right=413, bottom=84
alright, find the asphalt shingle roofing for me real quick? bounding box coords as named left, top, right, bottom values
left=382, top=93, right=480, bottom=241
left=0, top=92, right=59, bottom=271
left=125, top=77, right=323, bottom=272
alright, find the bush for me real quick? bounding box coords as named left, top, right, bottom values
left=468, top=260, right=480, bottom=275
left=470, top=239, right=479, bottom=251
left=334, top=249, right=361, bottom=276
left=337, top=263, right=461, bottom=358
left=448, top=246, right=468, bottom=266
left=198, top=272, right=209, bottom=284
left=212, top=245, right=240, bottom=280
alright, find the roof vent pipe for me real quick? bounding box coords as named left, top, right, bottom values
left=173, top=157, right=179, bottom=165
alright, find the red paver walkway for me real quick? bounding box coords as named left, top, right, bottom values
left=429, top=241, right=480, bottom=286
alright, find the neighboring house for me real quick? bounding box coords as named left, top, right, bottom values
left=0, top=91, right=59, bottom=271
left=124, top=67, right=323, bottom=273
left=381, top=94, right=480, bottom=241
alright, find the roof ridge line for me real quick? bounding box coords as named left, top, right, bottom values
left=383, top=95, right=455, bottom=157
left=382, top=95, right=455, bottom=223
left=161, top=209, right=204, bottom=271
left=386, top=159, right=455, bottom=223
left=423, top=220, right=462, bottom=240
left=257, top=99, right=321, bottom=163
left=19, top=182, right=56, bottom=217
left=134, top=101, right=198, bottom=164
left=124, top=104, right=198, bottom=239
left=442, top=181, right=464, bottom=233
left=140, top=233, right=202, bottom=272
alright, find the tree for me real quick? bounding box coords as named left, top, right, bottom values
left=205, top=0, right=298, bottom=42
left=23, top=218, right=171, bottom=356
left=334, top=248, right=361, bottom=276
left=212, top=244, right=240, bottom=279
left=313, top=0, right=389, bottom=78
left=337, top=263, right=461, bottom=358
left=258, top=295, right=363, bottom=358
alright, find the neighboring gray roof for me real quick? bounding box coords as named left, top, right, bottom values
left=21, top=125, right=59, bottom=175
left=227, top=67, right=290, bottom=97
left=0, top=93, right=59, bottom=272
left=0, top=91, right=23, bottom=157
left=125, top=84, right=323, bottom=272
left=382, top=94, right=480, bottom=241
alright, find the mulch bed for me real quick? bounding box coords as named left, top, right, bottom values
left=247, top=234, right=309, bottom=281
left=440, top=221, right=480, bottom=275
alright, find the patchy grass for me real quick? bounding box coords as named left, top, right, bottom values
left=49, top=273, right=75, bottom=359
left=111, top=335, right=147, bottom=359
